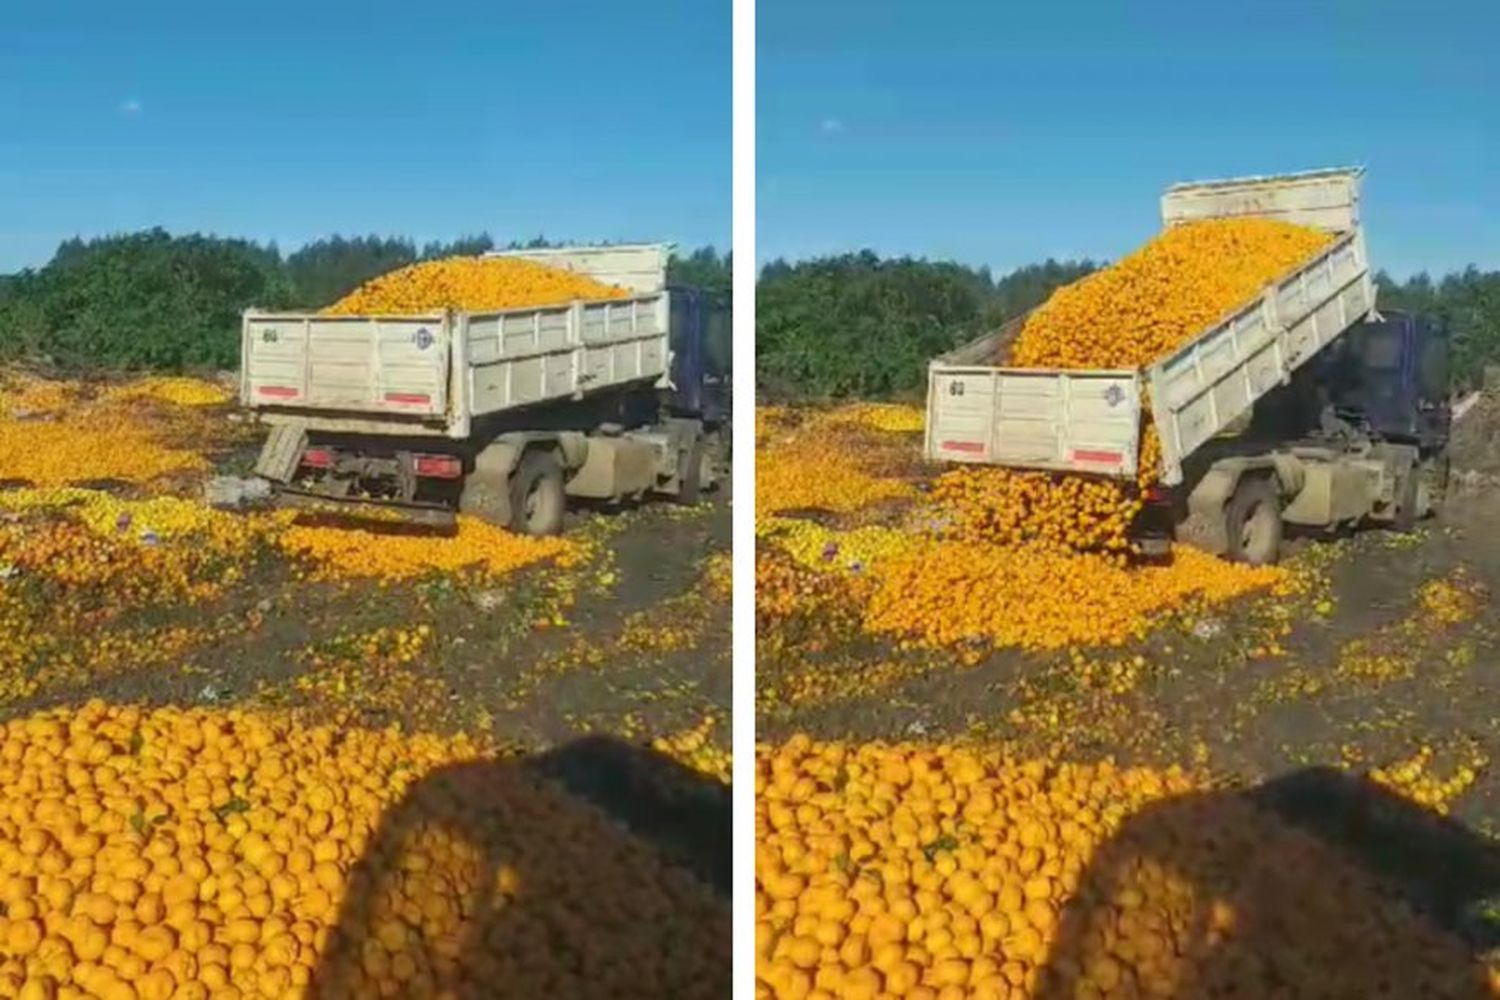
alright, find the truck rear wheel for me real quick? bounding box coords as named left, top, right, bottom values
left=459, top=444, right=518, bottom=528
left=509, top=449, right=566, bottom=537
left=1392, top=460, right=1421, bottom=533
left=677, top=433, right=710, bottom=505
left=1225, top=476, right=1282, bottom=566
left=1421, top=453, right=1451, bottom=517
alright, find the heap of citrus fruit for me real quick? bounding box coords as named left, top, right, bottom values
left=863, top=542, right=1293, bottom=652
left=0, top=701, right=728, bottom=999
left=322, top=257, right=627, bottom=315
left=943, top=218, right=1333, bottom=548
left=276, top=514, right=583, bottom=582
left=756, top=737, right=1497, bottom=1000
left=0, top=381, right=216, bottom=490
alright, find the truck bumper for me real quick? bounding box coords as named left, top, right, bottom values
left=273, top=485, right=457, bottom=530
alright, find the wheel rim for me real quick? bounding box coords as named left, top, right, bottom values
left=1241, top=502, right=1261, bottom=550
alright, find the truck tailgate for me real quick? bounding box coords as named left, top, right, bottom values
left=242, top=313, right=450, bottom=417
left=925, top=367, right=1142, bottom=478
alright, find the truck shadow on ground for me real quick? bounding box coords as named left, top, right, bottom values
left=1033, top=767, right=1500, bottom=999
left=308, top=736, right=731, bottom=999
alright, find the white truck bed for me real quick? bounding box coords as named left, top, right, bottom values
left=240, top=246, right=671, bottom=439
left=925, top=168, right=1376, bottom=486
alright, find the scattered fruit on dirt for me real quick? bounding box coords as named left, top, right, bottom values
left=0, top=373, right=238, bottom=490
left=277, top=514, right=584, bottom=583
left=0, top=366, right=732, bottom=996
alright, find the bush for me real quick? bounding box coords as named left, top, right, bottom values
left=0, top=230, right=290, bottom=371
left=0, top=233, right=732, bottom=375
left=756, top=252, right=1095, bottom=400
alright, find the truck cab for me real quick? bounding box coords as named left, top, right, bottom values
left=1318, top=310, right=1451, bottom=452
left=666, top=284, right=732, bottom=426
left=1172, top=309, right=1452, bottom=565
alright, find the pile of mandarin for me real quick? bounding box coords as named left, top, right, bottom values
left=944, top=218, right=1333, bottom=547
left=322, top=257, right=627, bottom=315
left=757, top=737, right=1498, bottom=1000
left=0, top=701, right=728, bottom=999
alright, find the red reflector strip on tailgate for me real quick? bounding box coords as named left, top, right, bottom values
left=384, top=392, right=431, bottom=405
left=1072, top=449, right=1124, bottom=465
left=413, top=454, right=462, bottom=479
left=941, top=440, right=985, bottom=453
left=257, top=386, right=299, bottom=398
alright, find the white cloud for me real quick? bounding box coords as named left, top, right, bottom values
left=119, top=98, right=143, bottom=116
left=819, top=118, right=844, bottom=134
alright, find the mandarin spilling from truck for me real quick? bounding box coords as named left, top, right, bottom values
left=753, top=407, right=1297, bottom=658
left=940, top=218, right=1334, bottom=554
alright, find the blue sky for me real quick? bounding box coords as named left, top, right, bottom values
left=0, top=0, right=729, bottom=273
left=759, top=0, right=1497, bottom=278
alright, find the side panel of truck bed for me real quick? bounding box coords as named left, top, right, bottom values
left=1146, top=230, right=1373, bottom=483
left=464, top=295, right=668, bottom=414
left=925, top=367, right=1142, bottom=477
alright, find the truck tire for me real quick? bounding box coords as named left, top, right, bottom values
left=1420, top=453, right=1450, bottom=519
left=459, top=444, right=519, bottom=528
left=1225, top=476, right=1282, bottom=566
left=509, top=449, right=566, bottom=537
left=1392, top=460, right=1421, bottom=533
left=458, top=472, right=508, bottom=526
left=677, top=433, right=709, bottom=505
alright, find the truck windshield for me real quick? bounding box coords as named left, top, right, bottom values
left=1359, top=327, right=1403, bottom=371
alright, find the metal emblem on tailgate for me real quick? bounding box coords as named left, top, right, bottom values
left=1102, top=384, right=1124, bottom=407
left=413, top=327, right=434, bottom=350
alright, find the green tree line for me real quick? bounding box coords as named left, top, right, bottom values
left=758, top=252, right=1500, bottom=400
left=0, top=231, right=730, bottom=371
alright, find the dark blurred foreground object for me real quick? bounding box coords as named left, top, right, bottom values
left=311, top=736, right=731, bottom=999
left=1034, top=766, right=1500, bottom=1000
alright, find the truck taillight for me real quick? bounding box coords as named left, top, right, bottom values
left=1144, top=485, right=1172, bottom=504
left=301, top=448, right=333, bottom=468
left=385, top=392, right=431, bottom=406
left=413, top=454, right=462, bottom=479
left=1070, top=449, right=1124, bottom=466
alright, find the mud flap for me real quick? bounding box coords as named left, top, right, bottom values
left=254, top=423, right=307, bottom=483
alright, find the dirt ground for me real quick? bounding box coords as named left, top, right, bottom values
left=4, top=500, right=731, bottom=743
left=0, top=375, right=732, bottom=775
left=757, top=410, right=1500, bottom=831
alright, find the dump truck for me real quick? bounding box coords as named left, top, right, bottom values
left=925, top=168, right=1451, bottom=564
left=240, top=244, right=728, bottom=535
